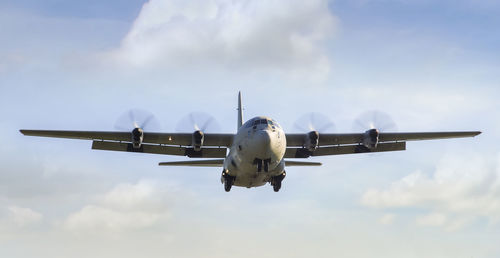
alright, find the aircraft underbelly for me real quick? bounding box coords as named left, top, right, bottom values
left=228, top=144, right=286, bottom=187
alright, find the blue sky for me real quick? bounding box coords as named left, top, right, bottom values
left=1, top=1, right=499, bottom=257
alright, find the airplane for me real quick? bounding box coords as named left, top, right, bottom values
left=20, top=92, right=481, bottom=192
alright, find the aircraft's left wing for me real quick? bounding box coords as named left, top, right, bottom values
left=20, top=130, right=234, bottom=146
left=20, top=130, right=233, bottom=158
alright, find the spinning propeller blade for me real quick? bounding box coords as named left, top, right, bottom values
left=114, top=109, right=161, bottom=131
left=352, top=110, right=397, bottom=132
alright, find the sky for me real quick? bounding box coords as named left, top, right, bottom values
left=0, top=0, right=499, bottom=257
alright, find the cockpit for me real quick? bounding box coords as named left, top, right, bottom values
left=252, top=119, right=273, bottom=126
left=243, top=117, right=281, bottom=130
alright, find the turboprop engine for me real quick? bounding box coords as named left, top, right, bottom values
left=192, top=130, right=204, bottom=151
left=114, top=109, right=161, bottom=150
left=131, top=127, right=144, bottom=149
left=304, top=131, right=319, bottom=152
left=362, top=128, right=379, bottom=149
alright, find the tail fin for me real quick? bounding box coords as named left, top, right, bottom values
left=237, top=91, right=243, bottom=130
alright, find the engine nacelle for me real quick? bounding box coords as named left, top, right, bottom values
left=304, top=131, right=319, bottom=152
left=192, top=130, right=204, bottom=152
left=131, top=127, right=144, bottom=149
left=363, top=128, right=379, bottom=149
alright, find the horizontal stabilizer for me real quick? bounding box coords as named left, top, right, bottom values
left=284, top=160, right=322, bottom=166
left=159, top=159, right=224, bottom=167
left=158, top=159, right=322, bottom=167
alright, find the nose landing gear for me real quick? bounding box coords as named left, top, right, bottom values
left=270, top=171, right=286, bottom=192
left=222, top=170, right=235, bottom=192
left=253, top=158, right=271, bottom=172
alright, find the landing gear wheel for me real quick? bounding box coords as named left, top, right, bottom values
left=222, top=171, right=235, bottom=192
left=273, top=181, right=281, bottom=192
left=224, top=178, right=233, bottom=192
left=271, top=171, right=286, bottom=192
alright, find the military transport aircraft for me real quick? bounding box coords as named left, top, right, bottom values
left=20, top=92, right=481, bottom=192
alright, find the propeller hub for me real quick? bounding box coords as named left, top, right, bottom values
left=192, top=130, right=205, bottom=152
left=363, top=128, right=379, bottom=149
left=131, top=127, right=144, bottom=149
left=305, top=130, right=320, bottom=151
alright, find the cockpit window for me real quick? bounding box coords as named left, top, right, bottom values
left=251, top=119, right=267, bottom=126
left=247, top=118, right=280, bottom=128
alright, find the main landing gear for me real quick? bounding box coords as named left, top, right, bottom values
left=270, top=172, right=286, bottom=192
left=222, top=170, right=235, bottom=192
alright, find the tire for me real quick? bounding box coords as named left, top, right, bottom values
left=224, top=177, right=233, bottom=192
left=224, top=181, right=232, bottom=192
left=273, top=181, right=281, bottom=192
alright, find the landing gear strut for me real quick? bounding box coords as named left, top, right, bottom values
left=222, top=171, right=235, bottom=192
left=271, top=172, right=286, bottom=192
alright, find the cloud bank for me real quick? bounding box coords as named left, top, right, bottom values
left=362, top=153, right=500, bottom=230
left=63, top=180, right=172, bottom=233
left=109, top=0, right=336, bottom=81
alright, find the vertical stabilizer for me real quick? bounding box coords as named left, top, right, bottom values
left=237, top=91, right=243, bottom=130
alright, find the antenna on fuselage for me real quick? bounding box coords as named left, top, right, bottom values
left=237, top=91, right=243, bottom=130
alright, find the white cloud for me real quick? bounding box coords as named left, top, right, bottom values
left=361, top=152, right=500, bottom=230
left=108, top=0, right=336, bottom=81
left=3, top=206, right=43, bottom=227
left=379, top=213, right=396, bottom=225
left=8, top=206, right=43, bottom=226
left=63, top=180, right=172, bottom=233
left=416, top=212, right=447, bottom=227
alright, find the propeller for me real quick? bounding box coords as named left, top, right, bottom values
left=293, top=112, right=335, bottom=133
left=352, top=110, right=397, bottom=132
left=175, top=112, right=220, bottom=132
left=114, top=109, right=161, bottom=131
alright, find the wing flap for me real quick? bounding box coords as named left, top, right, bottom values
left=92, top=141, right=227, bottom=158
left=286, top=133, right=362, bottom=146
left=284, top=142, right=406, bottom=158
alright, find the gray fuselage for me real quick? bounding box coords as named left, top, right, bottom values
left=223, top=116, right=287, bottom=188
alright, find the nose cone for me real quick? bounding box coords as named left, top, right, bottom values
left=247, top=129, right=273, bottom=158
left=256, top=130, right=271, bottom=146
